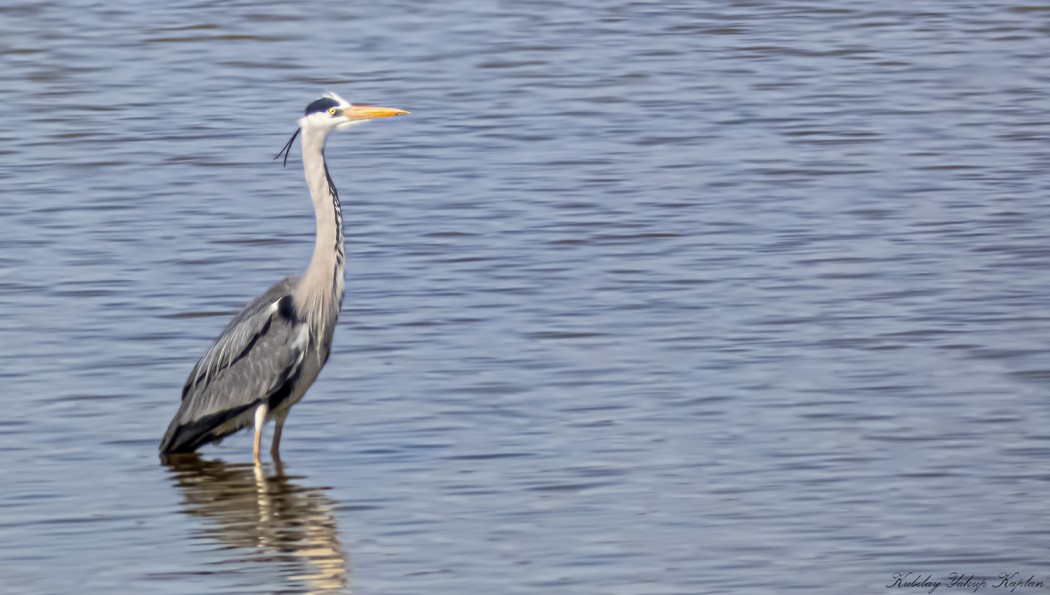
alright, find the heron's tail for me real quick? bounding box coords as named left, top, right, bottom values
left=159, top=404, right=246, bottom=454
left=159, top=418, right=206, bottom=454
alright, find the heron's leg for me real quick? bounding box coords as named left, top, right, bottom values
left=253, top=403, right=269, bottom=465
left=270, top=410, right=289, bottom=460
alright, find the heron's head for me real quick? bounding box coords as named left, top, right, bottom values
left=299, top=91, right=409, bottom=132
left=275, top=91, right=409, bottom=165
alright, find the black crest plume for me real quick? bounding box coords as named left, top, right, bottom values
left=273, top=128, right=301, bottom=167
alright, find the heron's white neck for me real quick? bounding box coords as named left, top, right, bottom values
left=294, top=127, right=345, bottom=338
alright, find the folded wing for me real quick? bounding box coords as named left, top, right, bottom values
left=160, top=277, right=306, bottom=453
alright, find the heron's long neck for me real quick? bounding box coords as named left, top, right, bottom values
left=294, top=128, right=345, bottom=337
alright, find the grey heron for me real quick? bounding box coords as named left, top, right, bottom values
left=160, top=91, right=408, bottom=464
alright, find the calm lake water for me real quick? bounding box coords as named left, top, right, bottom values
left=2, top=1, right=1050, bottom=593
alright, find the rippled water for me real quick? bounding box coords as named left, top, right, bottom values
left=3, top=1, right=1050, bottom=593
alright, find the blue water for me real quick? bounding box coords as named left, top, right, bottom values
left=2, top=1, right=1050, bottom=593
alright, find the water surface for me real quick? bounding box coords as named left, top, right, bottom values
left=2, top=1, right=1050, bottom=593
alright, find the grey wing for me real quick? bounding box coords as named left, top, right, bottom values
left=160, top=277, right=306, bottom=453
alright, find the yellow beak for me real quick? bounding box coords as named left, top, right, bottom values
left=343, top=104, right=410, bottom=121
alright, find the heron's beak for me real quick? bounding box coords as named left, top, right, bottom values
left=343, top=105, right=410, bottom=121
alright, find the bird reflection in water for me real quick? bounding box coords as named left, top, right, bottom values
left=163, top=455, right=349, bottom=593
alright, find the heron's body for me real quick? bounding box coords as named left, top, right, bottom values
left=160, top=93, right=407, bottom=463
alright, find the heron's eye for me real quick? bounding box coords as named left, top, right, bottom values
left=327, top=107, right=338, bottom=116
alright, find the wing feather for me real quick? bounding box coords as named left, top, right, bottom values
left=160, top=277, right=306, bottom=453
